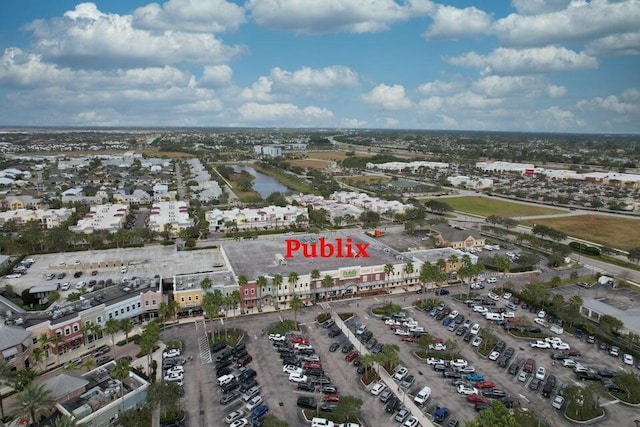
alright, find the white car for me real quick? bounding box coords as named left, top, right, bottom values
left=450, top=359, right=468, bottom=368
left=268, top=333, right=286, bottom=342
left=534, top=318, right=549, bottom=327
left=530, top=340, right=551, bottom=349
left=457, top=384, right=478, bottom=395
left=60, top=282, right=71, bottom=291
left=562, top=358, right=576, bottom=368
left=395, top=329, right=411, bottom=337
left=623, top=354, right=634, bottom=365
left=166, top=366, right=184, bottom=375
left=385, top=319, right=400, bottom=326
left=283, top=365, right=302, bottom=375
left=338, top=424, right=361, bottom=427
left=371, top=382, right=386, bottom=395
left=458, top=365, right=476, bottom=373
left=487, top=293, right=500, bottom=301
left=163, top=348, right=181, bottom=358
left=224, top=410, right=244, bottom=424
left=244, top=395, right=263, bottom=411
left=469, top=324, right=480, bottom=335
left=574, top=364, right=589, bottom=373
left=503, top=292, right=512, bottom=300
left=230, top=419, right=249, bottom=427
left=545, top=337, right=563, bottom=344
left=535, top=367, right=546, bottom=380
left=288, top=372, right=308, bottom=383
left=537, top=310, right=546, bottom=319
left=473, top=306, right=488, bottom=315
left=489, top=351, right=501, bottom=361
left=5, top=274, right=22, bottom=279
left=409, top=326, right=425, bottom=333
left=487, top=277, right=497, bottom=284
left=426, top=357, right=445, bottom=366
left=294, top=343, right=313, bottom=351
left=552, top=342, right=570, bottom=350
left=75, top=281, right=86, bottom=289
left=429, top=343, right=447, bottom=351
left=403, top=416, right=420, bottom=427
left=312, top=419, right=334, bottom=427
left=393, top=367, right=409, bottom=380
left=164, top=372, right=184, bottom=381
left=449, top=310, right=459, bottom=319
left=471, top=336, right=482, bottom=347
left=502, top=312, right=515, bottom=318
left=552, top=395, right=565, bottom=410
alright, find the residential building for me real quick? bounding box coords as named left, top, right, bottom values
left=172, top=271, right=237, bottom=314
left=0, top=208, right=74, bottom=229
left=429, top=224, right=486, bottom=250
left=366, top=161, right=449, bottom=171
left=148, top=201, right=193, bottom=234
left=0, top=195, right=42, bottom=210
left=254, top=145, right=283, bottom=157
left=206, top=205, right=307, bottom=232
left=0, top=322, right=32, bottom=370
left=69, top=204, right=128, bottom=234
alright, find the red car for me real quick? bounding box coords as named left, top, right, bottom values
left=475, top=381, right=496, bottom=389
left=467, top=394, right=489, bottom=404
left=443, top=308, right=451, bottom=315
left=389, top=324, right=402, bottom=330
left=402, top=336, right=417, bottom=343
left=322, top=394, right=340, bottom=403
left=433, top=337, right=444, bottom=344
left=91, top=270, right=98, bottom=276
left=304, top=362, right=322, bottom=370
left=345, top=351, right=359, bottom=362
left=507, top=317, right=521, bottom=323
left=291, top=336, right=309, bottom=344
left=564, top=350, right=581, bottom=357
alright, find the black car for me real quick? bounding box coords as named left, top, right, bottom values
left=328, top=329, right=342, bottom=338
left=356, top=365, right=366, bottom=374
left=216, top=367, right=232, bottom=377
left=221, top=381, right=239, bottom=393
left=550, top=353, right=568, bottom=360
left=212, top=342, right=227, bottom=353
left=463, top=333, right=473, bottom=342
left=601, top=379, right=624, bottom=393
left=239, top=379, right=258, bottom=392
left=342, top=344, right=354, bottom=354
left=597, top=369, right=616, bottom=378
left=329, top=342, right=340, bottom=352
left=497, top=357, right=510, bottom=368
left=296, top=396, right=316, bottom=409
left=495, top=341, right=506, bottom=353
left=546, top=375, right=557, bottom=388
left=233, top=349, right=248, bottom=360
left=475, top=402, right=491, bottom=412
left=443, top=371, right=462, bottom=379
left=297, top=381, right=315, bottom=392
left=216, top=359, right=232, bottom=370
left=305, top=369, right=325, bottom=377
left=231, top=343, right=246, bottom=354
left=282, top=357, right=300, bottom=366
left=456, top=327, right=467, bottom=336
left=542, top=382, right=554, bottom=398
left=385, top=397, right=402, bottom=413
left=371, top=343, right=383, bottom=353
left=238, top=369, right=257, bottom=382
left=483, top=388, right=506, bottom=399
left=455, top=315, right=465, bottom=324
left=498, top=396, right=519, bottom=408
left=320, top=402, right=338, bottom=412
left=529, top=378, right=541, bottom=391
left=577, top=371, right=600, bottom=381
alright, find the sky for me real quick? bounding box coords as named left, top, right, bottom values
left=0, top=0, right=639, bottom=133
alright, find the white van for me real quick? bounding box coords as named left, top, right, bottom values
left=469, top=323, right=480, bottom=335
left=550, top=325, right=564, bottom=335
left=414, top=386, right=432, bottom=405
left=485, top=312, right=504, bottom=321
left=217, top=374, right=235, bottom=386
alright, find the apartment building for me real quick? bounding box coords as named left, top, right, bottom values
left=148, top=201, right=193, bottom=234
left=69, top=204, right=128, bottom=234
left=206, top=205, right=307, bottom=232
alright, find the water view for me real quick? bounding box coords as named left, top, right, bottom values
left=233, top=165, right=291, bottom=198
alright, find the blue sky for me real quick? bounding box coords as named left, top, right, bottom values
left=0, top=0, right=639, bottom=132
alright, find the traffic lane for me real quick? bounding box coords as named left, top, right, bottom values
left=305, top=318, right=385, bottom=427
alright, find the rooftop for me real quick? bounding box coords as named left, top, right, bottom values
left=582, top=297, right=640, bottom=336
left=221, top=231, right=413, bottom=281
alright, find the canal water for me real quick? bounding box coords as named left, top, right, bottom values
left=233, top=165, right=291, bottom=198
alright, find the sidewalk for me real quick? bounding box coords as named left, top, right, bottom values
left=333, top=314, right=435, bottom=427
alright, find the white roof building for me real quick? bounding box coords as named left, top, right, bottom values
left=207, top=205, right=307, bottom=232
left=476, top=161, right=535, bottom=172
left=148, top=201, right=193, bottom=233
left=0, top=208, right=74, bottom=229
left=367, top=161, right=449, bottom=171
left=447, top=175, right=494, bottom=189
left=69, top=204, right=128, bottom=234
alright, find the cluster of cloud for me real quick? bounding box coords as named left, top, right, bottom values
left=0, top=0, right=638, bottom=131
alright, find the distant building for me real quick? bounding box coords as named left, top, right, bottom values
left=254, top=145, right=283, bottom=157
left=148, top=201, right=193, bottom=234
left=366, top=161, right=449, bottom=171
left=69, top=204, right=128, bottom=234
left=447, top=175, right=493, bottom=190
left=0, top=208, right=74, bottom=229
left=476, top=161, right=535, bottom=173
left=206, top=205, right=307, bottom=232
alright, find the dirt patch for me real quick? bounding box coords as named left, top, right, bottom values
left=287, top=159, right=333, bottom=169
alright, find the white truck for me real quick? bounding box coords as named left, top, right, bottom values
left=598, top=276, right=614, bottom=286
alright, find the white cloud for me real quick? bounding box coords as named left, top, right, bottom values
left=199, top=65, right=233, bottom=88
left=424, top=5, right=492, bottom=39
left=270, top=66, right=359, bottom=90
left=362, top=84, right=412, bottom=110
left=540, top=106, right=586, bottom=130
left=239, top=76, right=274, bottom=102
left=472, top=75, right=566, bottom=98
left=621, top=88, right=640, bottom=101
left=586, top=32, right=640, bottom=56
left=132, top=0, right=246, bottom=33
left=246, top=0, right=434, bottom=34
left=237, top=102, right=335, bottom=124
left=24, top=3, right=245, bottom=69
left=342, top=118, right=368, bottom=128
left=510, top=0, right=572, bottom=16
left=494, top=0, right=640, bottom=47
left=384, top=117, right=400, bottom=127
left=446, top=46, right=598, bottom=75
left=417, top=80, right=463, bottom=95
left=577, top=94, right=638, bottom=114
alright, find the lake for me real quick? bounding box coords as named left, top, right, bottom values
left=233, top=165, right=291, bottom=198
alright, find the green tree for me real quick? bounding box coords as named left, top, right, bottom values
left=105, top=318, right=121, bottom=347
left=322, top=275, right=334, bottom=301
left=287, top=272, right=299, bottom=293
left=403, top=262, right=414, bottom=283
left=10, top=383, right=55, bottom=427
left=147, top=380, right=180, bottom=417
left=200, top=277, right=212, bottom=291
left=119, top=318, right=134, bottom=343
left=273, top=274, right=283, bottom=309
left=290, top=295, right=303, bottom=327
left=599, top=314, right=624, bottom=334
left=310, top=269, right=321, bottom=301
left=31, top=347, right=45, bottom=371
left=360, top=353, right=377, bottom=376
left=158, top=301, right=171, bottom=325
left=81, top=356, right=96, bottom=372
left=377, top=344, right=400, bottom=374
left=14, top=367, right=39, bottom=391
left=628, top=247, right=640, bottom=264
left=359, top=210, right=381, bottom=228
left=383, top=263, right=395, bottom=298
left=256, top=275, right=268, bottom=307
left=112, top=357, right=131, bottom=410
left=466, top=400, right=517, bottom=427
left=0, top=360, right=17, bottom=419
left=53, top=416, right=79, bottom=427
left=203, top=289, right=224, bottom=318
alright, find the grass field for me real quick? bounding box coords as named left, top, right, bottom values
left=306, top=150, right=372, bottom=161
left=440, top=196, right=566, bottom=218
left=287, top=159, right=333, bottom=169
left=522, top=215, right=640, bottom=251
left=343, top=175, right=391, bottom=184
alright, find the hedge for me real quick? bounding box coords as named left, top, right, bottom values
left=569, top=242, right=601, bottom=256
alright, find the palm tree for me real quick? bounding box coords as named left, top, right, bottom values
left=273, top=274, right=283, bottom=310
left=288, top=272, right=299, bottom=294
left=256, top=275, right=268, bottom=308
left=31, top=347, right=45, bottom=371
left=147, top=380, right=180, bottom=417
left=310, top=269, right=321, bottom=301
left=105, top=318, right=121, bottom=347
left=167, top=299, right=178, bottom=320
left=53, top=416, right=79, bottom=427
left=383, top=263, right=395, bottom=289
left=81, top=357, right=96, bottom=372
left=290, top=295, right=303, bottom=327
left=158, top=301, right=171, bottom=325
left=53, top=415, right=78, bottom=427
left=360, top=353, right=377, bottom=377
left=111, top=357, right=131, bottom=410
left=200, top=277, right=212, bottom=291
left=90, top=324, right=103, bottom=343
left=322, top=275, right=335, bottom=301
left=119, top=318, right=134, bottom=343
left=230, top=289, right=241, bottom=320
left=139, top=332, right=157, bottom=374
left=39, top=333, right=51, bottom=358
left=403, top=262, right=414, bottom=285
left=0, top=360, right=17, bottom=419
left=10, top=383, right=54, bottom=427
left=51, top=333, right=64, bottom=364
left=377, top=344, right=400, bottom=374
